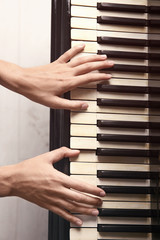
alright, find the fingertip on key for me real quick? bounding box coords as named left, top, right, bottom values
left=81, top=103, right=88, bottom=110
left=75, top=220, right=83, bottom=226
left=92, top=209, right=99, bottom=216
left=100, top=191, right=106, bottom=197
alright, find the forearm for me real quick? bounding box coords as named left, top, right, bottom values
left=0, top=165, right=15, bottom=197
left=0, top=60, right=23, bottom=93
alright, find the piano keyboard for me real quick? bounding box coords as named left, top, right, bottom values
left=69, top=0, right=160, bottom=240
left=49, top=0, right=160, bottom=240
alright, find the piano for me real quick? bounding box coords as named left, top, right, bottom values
left=49, top=0, right=160, bottom=240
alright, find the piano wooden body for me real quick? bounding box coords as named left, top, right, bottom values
left=49, top=0, right=160, bottom=239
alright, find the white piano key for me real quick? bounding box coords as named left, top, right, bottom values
left=71, top=112, right=151, bottom=125
left=102, top=201, right=151, bottom=209
left=70, top=228, right=151, bottom=240
left=98, top=0, right=147, bottom=4
left=80, top=78, right=149, bottom=88
left=71, top=89, right=149, bottom=100
left=71, top=124, right=148, bottom=137
left=70, top=137, right=149, bottom=150
left=71, top=16, right=147, bottom=33
left=101, top=193, right=150, bottom=202
left=96, top=24, right=147, bottom=33
left=98, top=232, right=151, bottom=240
left=71, top=6, right=97, bottom=19
left=70, top=150, right=149, bottom=164
left=71, top=0, right=97, bottom=7
left=71, top=175, right=150, bottom=187
left=72, top=40, right=148, bottom=53
left=71, top=6, right=147, bottom=19
left=70, top=162, right=150, bottom=175
left=71, top=29, right=148, bottom=42
left=71, top=0, right=147, bottom=7
left=71, top=215, right=151, bottom=228
left=74, top=101, right=149, bottom=115
left=106, top=71, right=148, bottom=80
left=78, top=79, right=160, bottom=89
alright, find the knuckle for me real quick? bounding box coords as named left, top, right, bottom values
left=67, top=203, right=75, bottom=212
left=75, top=194, right=83, bottom=202
left=85, top=63, right=92, bottom=70
left=60, top=146, right=68, bottom=152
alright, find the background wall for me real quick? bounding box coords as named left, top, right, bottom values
left=0, top=0, right=51, bottom=239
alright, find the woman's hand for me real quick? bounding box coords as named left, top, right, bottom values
left=0, top=44, right=113, bottom=110
left=9, top=147, right=105, bottom=226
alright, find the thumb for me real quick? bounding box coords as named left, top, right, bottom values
left=48, top=147, right=80, bottom=164
left=51, top=97, right=88, bottom=111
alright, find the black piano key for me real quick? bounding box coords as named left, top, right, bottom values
left=97, top=170, right=159, bottom=179
left=149, top=40, right=160, bottom=47
left=149, top=19, right=160, bottom=27
left=149, top=66, right=160, bottom=74
left=98, top=50, right=147, bottom=59
left=110, top=64, right=146, bottom=73
left=98, top=208, right=158, bottom=217
left=97, top=37, right=160, bottom=47
left=97, top=84, right=148, bottom=93
left=149, top=53, right=160, bottom=60
left=149, top=6, right=160, bottom=13
left=97, top=16, right=160, bottom=27
left=98, top=50, right=160, bottom=60
left=97, top=36, right=147, bottom=46
left=96, top=148, right=159, bottom=157
left=108, top=64, right=147, bottom=73
left=97, top=84, right=160, bottom=94
left=97, top=185, right=159, bottom=194
left=97, top=224, right=160, bottom=233
left=97, top=3, right=147, bottom=13
left=97, top=16, right=147, bottom=26
left=105, top=64, right=160, bottom=73
left=150, top=87, right=160, bottom=94
left=97, top=134, right=160, bottom=143
left=97, top=98, right=160, bottom=108
left=97, top=120, right=160, bottom=129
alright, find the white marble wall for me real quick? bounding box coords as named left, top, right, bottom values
left=0, top=0, right=51, bottom=239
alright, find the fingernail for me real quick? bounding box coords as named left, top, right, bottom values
left=100, top=191, right=106, bottom=197
left=106, top=74, right=112, bottom=78
left=81, top=103, right=88, bottom=110
left=108, top=61, right=114, bottom=65
left=75, top=220, right=83, bottom=226
left=92, top=210, right=99, bottom=216
left=100, top=55, right=107, bottom=59
left=78, top=43, right=85, bottom=48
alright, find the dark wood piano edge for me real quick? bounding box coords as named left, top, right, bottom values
left=48, top=0, right=71, bottom=240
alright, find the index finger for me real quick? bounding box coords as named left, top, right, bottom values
left=63, top=174, right=106, bottom=197
left=58, top=44, right=85, bottom=63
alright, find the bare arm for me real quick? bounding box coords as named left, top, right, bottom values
left=0, top=44, right=113, bottom=110
left=0, top=147, right=105, bottom=226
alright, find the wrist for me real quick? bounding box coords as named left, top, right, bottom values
left=0, top=164, right=17, bottom=197
left=0, top=60, right=24, bottom=94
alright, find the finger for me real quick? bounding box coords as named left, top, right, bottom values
left=70, top=72, right=112, bottom=89
left=62, top=188, right=102, bottom=206
left=74, top=60, right=114, bottom=76
left=49, top=205, right=83, bottom=226
left=51, top=96, right=89, bottom=111
left=62, top=175, right=106, bottom=197
left=69, top=54, right=107, bottom=68
left=58, top=44, right=85, bottom=63
left=48, top=147, right=80, bottom=164
left=56, top=199, right=99, bottom=216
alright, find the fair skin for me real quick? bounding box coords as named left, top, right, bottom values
left=0, top=44, right=113, bottom=226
